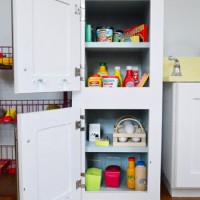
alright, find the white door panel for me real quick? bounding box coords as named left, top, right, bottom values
left=175, top=83, right=200, bottom=187
left=13, top=0, right=80, bottom=93
left=17, top=108, right=81, bottom=200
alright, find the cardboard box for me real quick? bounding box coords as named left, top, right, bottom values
left=124, top=24, right=148, bottom=42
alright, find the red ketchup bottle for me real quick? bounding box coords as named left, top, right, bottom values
left=123, top=66, right=135, bottom=87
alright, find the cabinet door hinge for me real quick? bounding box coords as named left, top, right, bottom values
left=76, top=180, right=85, bottom=190
left=75, top=121, right=85, bottom=131
left=75, top=4, right=81, bottom=15
left=75, top=67, right=84, bottom=81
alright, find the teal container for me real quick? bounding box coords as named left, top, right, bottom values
left=85, top=24, right=92, bottom=42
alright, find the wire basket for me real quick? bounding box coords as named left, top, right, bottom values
left=0, top=46, right=13, bottom=69
left=0, top=145, right=15, bottom=175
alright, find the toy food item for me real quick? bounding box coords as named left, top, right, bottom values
left=46, top=104, right=60, bottom=110
left=88, top=74, right=102, bottom=87
left=124, top=24, right=148, bottom=42
left=96, top=26, right=113, bottom=42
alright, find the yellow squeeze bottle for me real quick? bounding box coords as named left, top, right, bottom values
left=114, top=66, right=123, bottom=87
left=97, top=62, right=109, bottom=77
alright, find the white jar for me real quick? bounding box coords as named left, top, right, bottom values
left=135, top=161, right=147, bottom=191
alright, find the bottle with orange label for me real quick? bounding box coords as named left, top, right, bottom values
left=126, top=157, right=135, bottom=189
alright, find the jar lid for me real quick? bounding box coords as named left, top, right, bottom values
left=114, top=30, right=123, bottom=33
left=128, top=157, right=135, bottom=161
left=99, top=62, right=106, bottom=66
left=102, top=76, right=118, bottom=79
left=115, top=66, right=121, bottom=70
left=126, top=66, right=133, bottom=70
left=105, top=165, right=121, bottom=172
left=136, top=161, right=145, bottom=166
left=90, top=74, right=100, bottom=77
left=96, top=26, right=114, bottom=30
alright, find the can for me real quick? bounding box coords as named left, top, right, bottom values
left=96, top=26, right=113, bottom=42
left=113, top=30, right=123, bottom=42
left=88, top=74, right=102, bottom=87
left=102, top=76, right=118, bottom=88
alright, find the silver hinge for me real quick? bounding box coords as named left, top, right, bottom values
left=76, top=121, right=81, bottom=130
left=75, top=67, right=81, bottom=77
left=75, top=4, right=81, bottom=15
left=80, top=115, right=85, bottom=120
left=76, top=180, right=85, bottom=190
left=76, top=121, right=85, bottom=131
left=75, top=67, right=84, bottom=81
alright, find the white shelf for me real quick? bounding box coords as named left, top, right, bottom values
left=85, top=42, right=150, bottom=52
left=85, top=141, right=148, bottom=153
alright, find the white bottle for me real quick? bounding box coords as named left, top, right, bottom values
left=135, top=161, right=147, bottom=191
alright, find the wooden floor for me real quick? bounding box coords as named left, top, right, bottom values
left=0, top=174, right=200, bottom=200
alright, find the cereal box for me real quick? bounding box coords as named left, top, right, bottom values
left=124, top=24, right=148, bottom=42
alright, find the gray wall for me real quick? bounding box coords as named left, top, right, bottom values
left=164, top=0, right=200, bottom=57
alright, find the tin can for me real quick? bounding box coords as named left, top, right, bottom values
left=96, top=26, right=113, bottom=42
left=113, top=30, right=123, bottom=42
left=88, top=74, right=102, bottom=87
left=102, top=76, right=118, bottom=88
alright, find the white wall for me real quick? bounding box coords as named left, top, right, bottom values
left=164, top=0, right=200, bottom=57
left=0, top=0, right=12, bottom=46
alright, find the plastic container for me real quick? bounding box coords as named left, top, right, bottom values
left=96, top=26, right=113, bottom=42
left=85, top=24, right=92, bottom=42
left=114, top=66, right=123, bottom=87
left=85, top=167, right=102, bottom=191
left=97, top=62, right=109, bottom=77
left=105, top=165, right=121, bottom=188
left=135, top=161, right=147, bottom=191
left=132, top=66, right=139, bottom=86
left=102, top=76, right=118, bottom=88
left=126, top=157, right=135, bottom=189
left=88, top=74, right=102, bottom=87
left=123, top=66, right=135, bottom=87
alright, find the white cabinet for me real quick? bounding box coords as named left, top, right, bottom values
left=162, top=83, right=200, bottom=197
left=13, top=0, right=163, bottom=199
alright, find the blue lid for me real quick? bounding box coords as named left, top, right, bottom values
left=136, top=161, right=145, bottom=166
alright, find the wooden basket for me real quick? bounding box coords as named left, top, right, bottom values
left=113, top=115, right=146, bottom=147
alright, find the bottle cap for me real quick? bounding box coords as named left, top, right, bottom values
left=128, top=157, right=135, bottom=162
left=99, top=62, right=106, bottom=66
left=126, top=66, right=133, bottom=70
left=115, top=66, right=121, bottom=70
left=136, top=161, right=145, bottom=166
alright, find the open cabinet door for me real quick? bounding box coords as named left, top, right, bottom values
left=17, top=108, right=81, bottom=200
left=13, top=0, right=81, bottom=93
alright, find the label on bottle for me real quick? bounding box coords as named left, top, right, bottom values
left=125, top=81, right=135, bottom=87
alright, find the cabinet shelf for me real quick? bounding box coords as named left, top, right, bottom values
left=86, top=141, right=148, bottom=153
left=85, top=42, right=150, bottom=52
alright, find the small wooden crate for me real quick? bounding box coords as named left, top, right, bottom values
left=113, top=132, right=146, bottom=147
left=113, top=115, right=146, bottom=147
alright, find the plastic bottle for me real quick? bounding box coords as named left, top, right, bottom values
left=135, top=161, right=147, bottom=191
left=132, top=66, right=139, bottom=86
left=126, top=157, right=135, bottom=189
left=88, top=74, right=102, bottom=87
left=114, top=66, right=123, bottom=87
left=123, top=66, right=135, bottom=87
left=97, top=62, right=109, bottom=77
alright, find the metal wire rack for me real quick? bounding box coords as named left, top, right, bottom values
left=0, top=46, right=13, bottom=69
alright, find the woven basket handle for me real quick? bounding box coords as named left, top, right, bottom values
left=114, top=115, right=145, bottom=133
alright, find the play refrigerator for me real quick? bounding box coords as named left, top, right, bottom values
left=13, top=0, right=163, bottom=199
